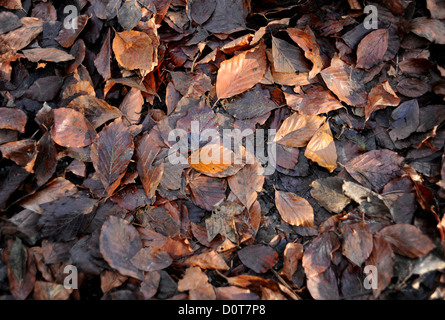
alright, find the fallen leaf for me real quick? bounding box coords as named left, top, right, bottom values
left=33, top=281, right=72, bottom=300
left=205, top=201, right=243, bottom=243
left=223, top=84, right=278, bottom=119
left=183, top=250, right=229, bottom=270
left=94, top=28, right=112, bottom=80
left=287, top=26, right=323, bottom=79
left=310, top=177, right=351, bottom=213
left=55, top=14, right=89, bottom=48
left=51, top=108, right=95, bottom=148
left=203, top=0, right=247, bottom=34
left=90, top=118, right=134, bottom=196
left=24, top=76, right=64, bottom=101
left=304, top=121, right=338, bottom=173
left=1, top=238, right=36, bottom=300
left=90, top=0, right=121, bottom=20
left=0, top=107, right=26, bottom=132
left=378, top=224, right=435, bottom=258
left=136, top=132, right=164, bottom=199
left=389, top=99, right=420, bottom=142
left=275, top=189, right=314, bottom=227
left=345, top=150, right=403, bottom=192
left=190, top=0, right=216, bottom=25
left=38, top=193, right=98, bottom=241
left=271, top=36, right=311, bottom=74
left=22, top=48, right=75, bottom=63
left=396, top=78, right=429, bottom=98
left=118, top=0, right=142, bottom=31
left=275, top=113, right=324, bottom=148
left=341, top=222, right=373, bottom=266
left=356, top=29, right=389, bottom=69
left=20, top=177, right=77, bottom=213
left=112, top=30, right=157, bottom=72
left=307, top=267, right=339, bottom=300
left=282, top=242, right=303, bottom=280
left=228, top=162, right=265, bottom=209
left=67, top=95, right=123, bottom=128
left=288, top=85, right=344, bottom=115
left=366, top=234, right=395, bottom=297
left=303, top=232, right=338, bottom=278
left=187, top=171, right=227, bottom=211
left=130, top=247, right=173, bottom=272
left=320, top=55, right=367, bottom=106
left=177, top=266, right=216, bottom=300
left=216, top=42, right=267, bottom=99
left=238, top=244, right=278, bottom=273
left=411, top=17, right=445, bottom=44
left=0, top=139, right=37, bottom=173
left=364, top=81, right=400, bottom=121
left=100, top=216, right=143, bottom=280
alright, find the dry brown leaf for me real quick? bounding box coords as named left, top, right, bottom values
left=275, top=113, right=324, bottom=148
left=304, top=121, right=337, bottom=173
left=275, top=189, right=314, bottom=227
left=94, top=28, right=112, bottom=80
left=90, top=118, right=134, bottom=196
left=356, top=29, right=389, bottom=69
left=364, top=81, right=400, bottom=121
left=51, top=108, right=95, bottom=148
left=287, top=26, right=324, bottom=79
left=227, top=162, right=264, bottom=209
left=21, top=48, right=75, bottom=63
left=378, top=224, right=435, bottom=258
left=320, top=55, right=367, bottom=107
left=216, top=42, right=267, bottom=99
left=55, top=14, right=89, bottom=48
left=411, top=17, right=445, bottom=44
left=99, top=216, right=143, bottom=280
left=112, top=30, right=157, bottom=72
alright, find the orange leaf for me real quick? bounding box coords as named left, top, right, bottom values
left=287, top=26, right=324, bottom=79
left=275, top=113, right=324, bottom=147
left=304, top=121, right=337, bottom=173
left=216, top=42, right=267, bottom=99
left=112, top=30, right=156, bottom=71
left=364, top=80, right=400, bottom=121
left=275, top=189, right=314, bottom=227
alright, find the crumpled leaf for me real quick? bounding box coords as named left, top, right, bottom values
left=304, top=121, right=338, bottom=173
left=287, top=26, right=323, bottom=79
